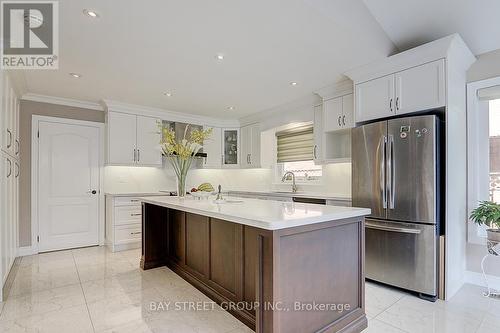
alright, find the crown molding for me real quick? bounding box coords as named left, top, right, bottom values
left=21, top=93, right=105, bottom=111
left=314, top=79, right=354, bottom=101
left=102, top=100, right=239, bottom=127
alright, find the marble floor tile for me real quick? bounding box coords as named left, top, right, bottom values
left=365, top=282, right=406, bottom=318
left=4, top=247, right=499, bottom=333
left=362, top=318, right=407, bottom=332
left=377, top=295, right=482, bottom=333
left=0, top=284, right=85, bottom=321
left=0, top=304, right=94, bottom=333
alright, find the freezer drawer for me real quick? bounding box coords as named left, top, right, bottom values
left=365, top=219, right=437, bottom=296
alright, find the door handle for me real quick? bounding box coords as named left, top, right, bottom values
left=342, top=115, right=346, bottom=126
left=396, top=97, right=400, bottom=111
left=380, top=136, right=387, bottom=209
left=313, top=145, right=317, bottom=159
left=6, top=129, right=12, bottom=148
left=137, top=149, right=140, bottom=162
left=130, top=213, right=142, bottom=217
left=387, top=134, right=395, bottom=209
left=87, top=190, right=97, bottom=195
left=6, top=159, right=12, bottom=178
left=15, top=139, right=20, bottom=155
left=389, top=98, right=393, bottom=112
left=366, top=222, right=421, bottom=234
left=130, top=231, right=141, bottom=235
left=133, top=149, right=136, bottom=162
left=338, top=116, right=341, bottom=127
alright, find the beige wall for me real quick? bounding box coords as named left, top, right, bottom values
left=19, top=100, right=104, bottom=247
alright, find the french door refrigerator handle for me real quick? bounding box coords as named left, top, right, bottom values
left=366, top=222, right=421, bottom=234
left=381, top=136, right=387, bottom=209
left=388, top=134, right=395, bottom=209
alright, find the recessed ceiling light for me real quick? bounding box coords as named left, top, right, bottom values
left=163, top=92, right=172, bottom=97
left=215, top=54, right=224, bottom=61
left=290, top=81, right=298, bottom=86
left=69, top=73, right=82, bottom=78
left=83, top=9, right=99, bottom=18
left=227, top=106, right=235, bottom=110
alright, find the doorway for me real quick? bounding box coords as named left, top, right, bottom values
left=32, top=116, right=104, bottom=252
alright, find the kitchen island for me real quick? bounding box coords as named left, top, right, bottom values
left=139, top=196, right=370, bottom=333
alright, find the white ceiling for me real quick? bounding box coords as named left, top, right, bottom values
left=21, top=0, right=395, bottom=118
left=363, top=0, right=500, bottom=55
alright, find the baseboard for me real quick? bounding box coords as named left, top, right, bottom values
left=17, top=246, right=35, bottom=257
left=464, top=270, right=500, bottom=291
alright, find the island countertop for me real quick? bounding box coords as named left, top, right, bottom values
left=138, top=195, right=370, bottom=230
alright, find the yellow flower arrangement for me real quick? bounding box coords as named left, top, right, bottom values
left=159, top=123, right=212, bottom=197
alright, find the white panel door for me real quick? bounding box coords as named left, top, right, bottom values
left=38, top=121, right=100, bottom=252
left=395, top=59, right=446, bottom=115
left=249, top=123, right=261, bottom=167
left=355, top=74, right=395, bottom=122
left=323, top=97, right=343, bottom=132
left=240, top=125, right=251, bottom=168
left=136, top=115, right=162, bottom=166
left=107, top=112, right=137, bottom=165
left=202, top=127, right=222, bottom=168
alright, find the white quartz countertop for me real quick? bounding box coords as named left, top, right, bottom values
left=226, top=190, right=351, bottom=201
left=105, top=192, right=171, bottom=197
left=138, top=196, right=370, bottom=230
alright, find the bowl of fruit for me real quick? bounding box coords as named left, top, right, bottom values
left=190, top=183, right=215, bottom=199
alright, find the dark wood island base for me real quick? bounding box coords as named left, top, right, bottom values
left=140, top=202, right=367, bottom=333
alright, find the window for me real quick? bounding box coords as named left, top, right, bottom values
left=274, top=124, right=322, bottom=183
left=490, top=99, right=500, bottom=203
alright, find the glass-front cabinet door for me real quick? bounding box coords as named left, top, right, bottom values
left=222, top=128, right=239, bottom=167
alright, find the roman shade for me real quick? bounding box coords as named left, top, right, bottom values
left=276, top=124, right=314, bottom=163
left=478, top=85, right=500, bottom=101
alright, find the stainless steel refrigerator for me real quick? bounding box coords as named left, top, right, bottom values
left=352, top=114, right=440, bottom=299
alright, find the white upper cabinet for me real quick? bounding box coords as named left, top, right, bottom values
left=354, top=60, right=446, bottom=123
left=323, top=93, right=354, bottom=132
left=342, top=94, right=354, bottom=128
left=240, top=123, right=261, bottom=168
left=313, top=104, right=324, bottom=164
left=136, top=116, right=162, bottom=166
left=106, top=112, right=161, bottom=167
left=355, top=74, right=395, bottom=123
left=202, top=126, right=222, bottom=168
left=323, top=97, right=343, bottom=132
left=395, top=59, right=445, bottom=115
left=107, top=112, right=137, bottom=165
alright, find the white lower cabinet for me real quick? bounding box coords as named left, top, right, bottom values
left=106, top=195, right=143, bottom=252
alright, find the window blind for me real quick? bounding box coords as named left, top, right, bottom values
left=478, top=85, right=500, bottom=101
left=276, top=125, right=314, bottom=163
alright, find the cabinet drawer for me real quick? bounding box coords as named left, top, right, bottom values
left=114, top=197, right=142, bottom=206
left=115, top=225, right=142, bottom=244
left=115, top=206, right=142, bottom=225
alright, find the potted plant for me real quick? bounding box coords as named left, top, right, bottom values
left=160, top=124, right=212, bottom=197
left=470, top=201, right=500, bottom=242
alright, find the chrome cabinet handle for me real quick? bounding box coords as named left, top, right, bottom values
left=396, top=97, right=400, bottom=110
left=6, top=159, right=12, bottom=178
left=389, top=98, right=393, bottom=112
left=380, top=136, right=387, bottom=209
left=130, top=199, right=139, bottom=202
left=130, top=231, right=141, bottom=235
left=15, top=162, right=20, bottom=178
left=137, top=149, right=140, bottom=162
left=342, top=115, right=346, bottom=126
left=313, top=145, right=317, bottom=159
left=131, top=213, right=142, bottom=216
left=133, top=149, right=136, bottom=162
left=15, top=139, right=20, bottom=155
left=6, top=129, right=12, bottom=148
left=337, top=116, right=341, bottom=127
left=366, top=222, right=421, bottom=234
